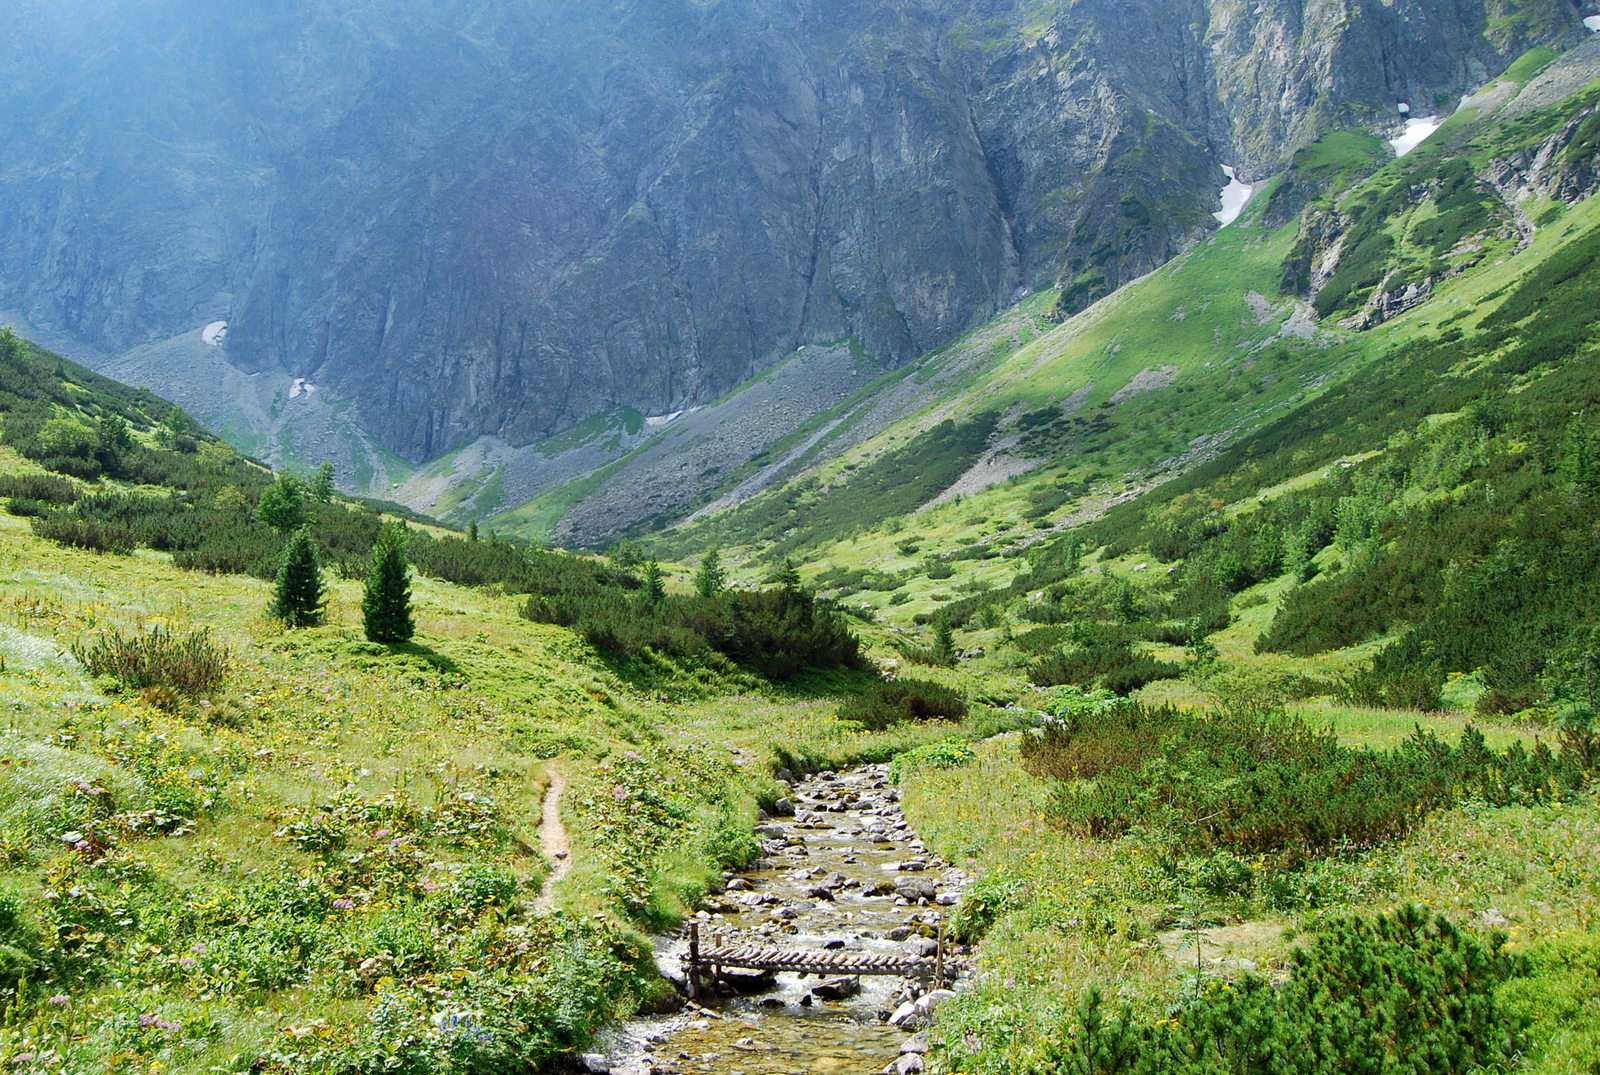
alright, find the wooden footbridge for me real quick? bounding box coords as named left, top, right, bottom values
left=683, top=924, right=958, bottom=997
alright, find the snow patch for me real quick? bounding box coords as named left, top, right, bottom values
left=1397, top=102, right=1411, bottom=114
left=1213, top=166, right=1255, bottom=226
left=1389, top=116, right=1441, bottom=157
left=201, top=321, right=228, bottom=346
left=644, top=411, right=683, bottom=428
left=1584, top=15, right=1600, bottom=31
left=289, top=378, right=317, bottom=400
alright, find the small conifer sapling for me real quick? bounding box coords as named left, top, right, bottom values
left=362, top=521, right=415, bottom=644
left=643, top=559, right=666, bottom=604
left=270, top=528, right=325, bottom=627
left=694, top=547, right=725, bottom=599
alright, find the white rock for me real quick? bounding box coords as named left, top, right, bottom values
left=896, top=1054, right=926, bottom=1075
left=888, top=1001, right=919, bottom=1027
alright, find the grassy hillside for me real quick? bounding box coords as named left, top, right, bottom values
left=646, top=51, right=1600, bottom=658
left=0, top=331, right=980, bottom=1071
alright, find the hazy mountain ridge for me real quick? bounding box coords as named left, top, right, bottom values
left=0, top=0, right=1587, bottom=473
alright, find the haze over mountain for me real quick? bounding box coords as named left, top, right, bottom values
left=1, top=0, right=1591, bottom=490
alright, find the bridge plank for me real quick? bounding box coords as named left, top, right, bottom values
left=692, top=942, right=961, bottom=978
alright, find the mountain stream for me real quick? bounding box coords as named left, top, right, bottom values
left=597, top=764, right=972, bottom=1075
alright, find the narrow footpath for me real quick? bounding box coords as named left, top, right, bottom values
left=533, top=769, right=571, bottom=911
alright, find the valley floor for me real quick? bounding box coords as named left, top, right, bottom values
left=1, top=494, right=1597, bottom=1073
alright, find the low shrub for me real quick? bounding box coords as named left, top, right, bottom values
left=889, top=741, right=975, bottom=783
left=3, top=497, right=55, bottom=519
left=29, top=512, right=136, bottom=553
left=838, top=678, right=967, bottom=730
left=526, top=578, right=863, bottom=681
left=1021, top=702, right=1588, bottom=853
left=1033, top=907, right=1526, bottom=1074
left=0, top=473, right=78, bottom=504
left=71, top=626, right=229, bottom=696
left=1028, top=641, right=1182, bottom=695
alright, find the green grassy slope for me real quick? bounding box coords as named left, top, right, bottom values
left=0, top=328, right=975, bottom=1072
left=656, top=54, right=1600, bottom=650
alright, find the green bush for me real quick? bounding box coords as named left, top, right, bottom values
left=889, top=740, right=975, bottom=783
left=524, top=572, right=863, bottom=681
left=838, top=678, right=967, bottom=730
left=0, top=888, right=39, bottom=991
left=0, top=473, right=78, bottom=504
left=1021, top=703, right=1587, bottom=853
left=71, top=626, right=229, bottom=696
left=1028, top=641, right=1182, bottom=695
left=1030, top=907, right=1526, bottom=1075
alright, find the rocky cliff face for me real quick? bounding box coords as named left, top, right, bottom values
left=0, top=0, right=1588, bottom=463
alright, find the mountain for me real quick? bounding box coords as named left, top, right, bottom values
left=646, top=38, right=1600, bottom=721
left=0, top=0, right=1590, bottom=488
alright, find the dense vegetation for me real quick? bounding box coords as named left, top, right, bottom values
left=837, top=678, right=968, bottom=731
left=0, top=333, right=864, bottom=682
left=925, top=217, right=1600, bottom=717
left=4, top=49, right=1600, bottom=1075
left=1043, top=907, right=1526, bottom=1075
left=1022, top=695, right=1586, bottom=854
left=522, top=563, right=864, bottom=682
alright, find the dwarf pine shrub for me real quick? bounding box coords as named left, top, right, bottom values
left=838, top=678, right=967, bottom=730
left=71, top=625, right=228, bottom=695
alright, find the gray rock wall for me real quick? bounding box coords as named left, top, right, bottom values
left=0, top=0, right=1584, bottom=461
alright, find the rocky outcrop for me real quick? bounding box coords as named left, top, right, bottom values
left=1339, top=274, right=1435, bottom=331
left=0, top=0, right=1584, bottom=463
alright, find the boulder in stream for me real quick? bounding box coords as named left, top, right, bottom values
left=812, top=976, right=861, bottom=1000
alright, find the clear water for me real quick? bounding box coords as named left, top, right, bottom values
left=603, top=765, right=968, bottom=1075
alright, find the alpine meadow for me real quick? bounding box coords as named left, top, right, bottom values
left=2, top=3, right=1600, bottom=1075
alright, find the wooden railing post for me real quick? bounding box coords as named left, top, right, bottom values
left=936, top=924, right=945, bottom=985
left=688, top=922, right=700, bottom=999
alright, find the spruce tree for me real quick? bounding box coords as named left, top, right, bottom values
left=309, top=462, right=336, bottom=503
left=362, top=521, right=415, bottom=644
left=694, top=547, right=725, bottom=599
left=777, top=558, right=811, bottom=623
left=642, top=559, right=666, bottom=604
left=270, top=528, right=325, bottom=627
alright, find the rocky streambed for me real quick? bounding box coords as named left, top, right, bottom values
left=595, top=764, right=972, bottom=1075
